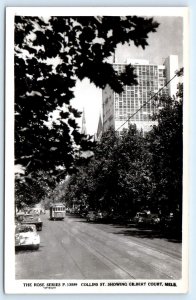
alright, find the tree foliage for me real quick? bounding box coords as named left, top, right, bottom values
left=146, top=83, right=183, bottom=215
left=65, top=126, right=151, bottom=216
left=15, top=15, right=159, bottom=179
left=64, top=84, right=183, bottom=228
left=15, top=170, right=56, bottom=210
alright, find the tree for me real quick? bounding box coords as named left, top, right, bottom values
left=64, top=79, right=183, bottom=226
left=146, top=83, right=183, bottom=217
left=15, top=16, right=159, bottom=179
left=15, top=170, right=56, bottom=210
left=64, top=126, right=151, bottom=216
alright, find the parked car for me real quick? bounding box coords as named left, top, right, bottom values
left=15, top=212, right=25, bottom=221
left=132, top=212, right=147, bottom=224
left=19, top=214, right=43, bottom=231
left=133, top=211, right=160, bottom=228
left=150, top=214, right=161, bottom=226
left=86, top=211, right=98, bottom=222
left=96, top=211, right=104, bottom=221
left=15, top=224, right=40, bottom=250
left=98, top=211, right=112, bottom=223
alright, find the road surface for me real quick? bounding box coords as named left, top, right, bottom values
left=15, top=212, right=182, bottom=280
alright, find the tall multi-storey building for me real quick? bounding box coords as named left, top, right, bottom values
left=102, top=55, right=179, bottom=133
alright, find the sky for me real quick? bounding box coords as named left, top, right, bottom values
left=71, top=16, right=184, bottom=135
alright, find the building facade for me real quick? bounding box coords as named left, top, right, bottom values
left=102, top=55, right=179, bottom=133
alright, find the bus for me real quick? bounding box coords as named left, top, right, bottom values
left=49, top=203, right=66, bottom=220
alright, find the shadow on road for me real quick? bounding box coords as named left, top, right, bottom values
left=113, top=227, right=182, bottom=243
left=15, top=244, right=45, bottom=254
left=66, top=215, right=182, bottom=243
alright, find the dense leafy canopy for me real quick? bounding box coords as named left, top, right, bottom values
left=15, top=15, right=183, bottom=236
left=146, top=83, right=183, bottom=216
left=15, top=170, right=56, bottom=209
left=65, top=127, right=150, bottom=216
left=15, top=15, right=159, bottom=179
left=63, top=84, right=183, bottom=233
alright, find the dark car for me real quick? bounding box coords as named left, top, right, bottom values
left=134, top=211, right=160, bottom=228
left=19, top=214, right=43, bottom=231
left=150, top=214, right=161, bottom=226
left=96, top=211, right=105, bottom=221
left=98, top=211, right=112, bottom=223
left=86, top=211, right=98, bottom=222
left=132, top=212, right=147, bottom=224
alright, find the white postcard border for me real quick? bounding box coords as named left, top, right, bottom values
left=5, top=6, right=189, bottom=294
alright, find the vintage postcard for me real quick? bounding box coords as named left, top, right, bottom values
left=5, top=7, right=189, bottom=294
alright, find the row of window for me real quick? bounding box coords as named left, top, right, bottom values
left=115, top=88, right=167, bottom=100
left=52, top=207, right=65, bottom=211
left=114, top=66, right=166, bottom=77
left=115, top=108, right=153, bottom=113
left=116, top=100, right=152, bottom=105
left=114, top=64, right=159, bottom=71
left=117, top=87, right=159, bottom=95
left=115, top=94, right=156, bottom=99
left=115, top=114, right=152, bottom=121
left=116, top=103, right=153, bottom=107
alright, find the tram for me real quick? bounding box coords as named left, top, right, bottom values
left=49, top=203, right=66, bottom=220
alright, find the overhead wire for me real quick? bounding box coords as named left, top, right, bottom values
left=115, top=68, right=183, bottom=132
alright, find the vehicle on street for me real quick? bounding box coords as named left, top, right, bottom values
left=15, top=212, right=25, bottom=220
left=50, top=203, right=66, bottom=220
left=96, top=211, right=104, bottom=221
left=97, top=211, right=111, bottom=223
left=31, top=209, right=40, bottom=215
left=15, top=224, right=40, bottom=250
left=132, top=212, right=147, bottom=224
left=138, top=214, right=160, bottom=228
left=86, top=211, right=98, bottom=222
left=133, top=211, right=160, bottom=228
left=18, top=214, right=43, bottom=231
left=150, top=214, right=161, bottom=226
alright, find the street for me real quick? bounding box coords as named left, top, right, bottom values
left=15, top=212, right=182, bottom=280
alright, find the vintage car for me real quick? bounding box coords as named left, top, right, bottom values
left=18, top=214, right=43, bottom=231
left=15, top=224, right=40, bottom=250
left=132, top=211, right=160, bottom=228
left=132, top=212, right=147, bottom=224
left=86, top=211, right=98, bottom=222
left=137, top=212, right=160, bottom=228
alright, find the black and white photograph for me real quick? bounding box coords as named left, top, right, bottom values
left=5, top=7, right=188, bottom=294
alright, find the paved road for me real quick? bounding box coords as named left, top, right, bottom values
left=15, top=213, right=182, bottom=280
